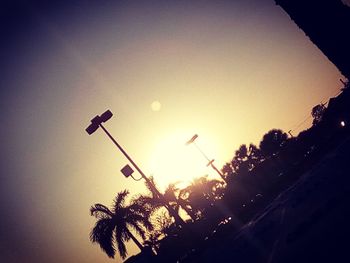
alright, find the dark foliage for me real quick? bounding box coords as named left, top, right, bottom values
left=311, top=103, right=326, bottom=126
left=259, top=129, right=288, bottom=158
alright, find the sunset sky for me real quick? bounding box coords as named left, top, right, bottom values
left=0, top=0, right=344, bottom=262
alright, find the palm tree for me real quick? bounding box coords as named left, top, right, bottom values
left=179, top=176, right=224, bottom=220
left=134, top=176, right=186, bottom=226
left=89, top=190, right=153, bottom=259
left=133, top=176, right=164, bottom=214
left=163, top=183, right=196, bottom=221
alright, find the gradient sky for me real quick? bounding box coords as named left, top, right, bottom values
left=0, top=0, right=344, bottom=262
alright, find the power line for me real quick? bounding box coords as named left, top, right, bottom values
left=288, top=84, right=344, bottom=135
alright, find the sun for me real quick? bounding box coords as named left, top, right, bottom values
left=151, top=100, right=162, bottom=111
left=146, top=130, right=222, bottom=191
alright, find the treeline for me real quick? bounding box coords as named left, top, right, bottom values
left=89, top=82, right=350, bottom=262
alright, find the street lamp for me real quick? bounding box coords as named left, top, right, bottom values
left=85, top=110, right=185, bottom=225
left=186, top=134, right=226, bottom=183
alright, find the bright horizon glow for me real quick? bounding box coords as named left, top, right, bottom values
left=147, top=130, right=223, bottom=191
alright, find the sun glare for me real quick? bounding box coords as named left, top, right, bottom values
left=147, top=130, right=222, bottom=191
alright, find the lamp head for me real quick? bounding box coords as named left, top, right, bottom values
left=186, top=134, right=198, bottom=145
left=85, top=110, right=113, bottom=135
left=121, top=164, right=134, bottom=178
left=86, top=123, right=99, bottom=135
left=100, top=110, right=113, bottom=123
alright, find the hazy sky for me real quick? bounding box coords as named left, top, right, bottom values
left=0, top=0, right=344, bottom=262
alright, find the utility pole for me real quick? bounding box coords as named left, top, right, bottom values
left=86, top=110, right=185, bottom=226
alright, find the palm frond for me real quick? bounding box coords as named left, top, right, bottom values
left=165, top=182, right=180, bottom=192
left=89, top=218, right=116, bottom=258
left=128, top=212, right=154, bottom=232
left=143, top=231, right=162, bottom=251
left=153, top=211, right=173, bottom=233
left=129, top=198, right=150, bottom=213
left=127, top=221, right=146, bottom=240
left=90, top=204, right=114, bottom=219
left=113, top=190, right=129, bottom=213
left=163, top=184, right=178, bottom=201
left=132, top=194, right=163, bottom=212
left=115, top=226, right=128, bottom=259
left=142, top=218, right=154, bottom=232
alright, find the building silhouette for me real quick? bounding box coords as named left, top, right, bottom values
left=275, top=0, right=350, bottom=78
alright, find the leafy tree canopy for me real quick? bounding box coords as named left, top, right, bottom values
left=259, top=129, right=288, bottom=158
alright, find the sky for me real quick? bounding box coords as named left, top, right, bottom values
left=0, top=0, right=345, bottom=262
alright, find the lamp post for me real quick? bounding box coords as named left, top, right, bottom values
left=85, top=110, right=185, bottom=226
left=186, top=134, right=226, bottom=183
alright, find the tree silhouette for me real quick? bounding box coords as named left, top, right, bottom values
left=231, top=143, right=263, bottom=174
left=180, top=176, right=224, bottom=220
left=89, top=190, right=153, bottom=259
left=259, top=129, right=288, bottom=158
left=222, top=162, right=234, bottom=179
left=134, top=176, right=186, bottom=226
left=133, top=176, right=164, bottom=215
left=248, top=143, right=264, bottom=167
left=222, top=143, right=263, bottom=184
left=164, top=183, right=196, bottom=221
left=311, top=103, right=326, bottom=125
left=231, top=144, right=248, bottom=173
left=143, top=232, right=162, bottom=254
left=143, top=211, right=173, bottom=254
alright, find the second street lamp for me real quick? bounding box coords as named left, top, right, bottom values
left=85, top=110, right=185, bottom=226
left=186, top=134, right=227, bottom=183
